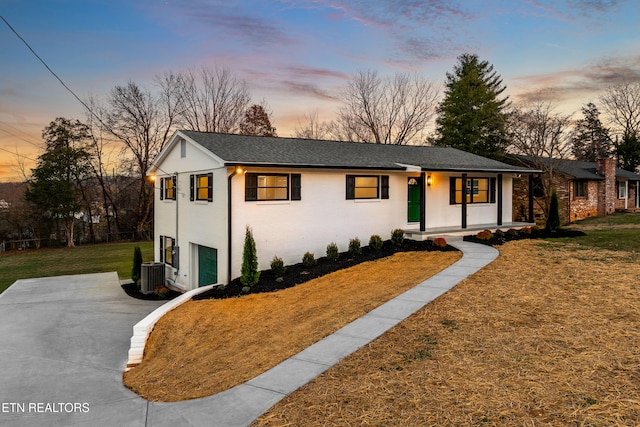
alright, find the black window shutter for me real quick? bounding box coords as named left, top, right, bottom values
left=171, top=176, right=177, bottom=200
left=207, top=173, right=213, bottom=202
left=160, top=178, right=164, bottom=200
left=346, top=175, right=355, bottom=200
left=291, top=173, right=301, bottom=200
left=490, top=177, right=497, bottom=203
left=245, top=173, right=258, bottom=201
left=159, top=236, right=164, bottom=263
left=190, top=175, right=194, bottom=201
left=449, top=177, right=457, bottom=204
left=381, top=175, right=389, bottom=199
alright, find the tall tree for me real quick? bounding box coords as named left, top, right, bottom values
left=106, top=80, right=179, bottom=239
left=335, top=70, right=438, bottom=145
left=294, top=110, right=332, bottom=140
left=239, top=103, right=277, bottom=136
left=616, top=132, right=640, bottom=172
left=25, top=118, right=92, bottom=247
left=600, top=81, right=640, bottom=137
left=175, top=66, right=251, bottom=133
left=570, top=102, right=612, bottom=161
left=434, top=53, right=509, bottom=158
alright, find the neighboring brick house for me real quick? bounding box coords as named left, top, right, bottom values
left=513, top=157, right=640, bottom=225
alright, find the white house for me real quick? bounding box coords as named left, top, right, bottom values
left=148, top=131, right=536, bottom=292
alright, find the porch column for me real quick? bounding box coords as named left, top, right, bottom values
left=497, top=173, right=503, bottom=226
left=528, top=174, right=535, bottom=223
left=461, top=173, right=467, bottom=229
left=419, top=172, right=426, bottom=232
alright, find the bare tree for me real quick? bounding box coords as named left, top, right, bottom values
left=508, top=102, right=572, bottom=213
left=175, top=66, right=251, bottom=133
left=600, top=81, right=640, bottom=137
left=336, top=70, right=438, bottom=145
left=294, top=110, right=332, bottom=140
left=106, top=80, right=180, bottom=238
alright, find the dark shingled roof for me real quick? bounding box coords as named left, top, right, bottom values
left=179, top=131, right=535, bottom=173
left=517, top=156, right=640, bottom=181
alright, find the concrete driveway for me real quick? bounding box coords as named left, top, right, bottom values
left=0, top=272, right=164, bottom=427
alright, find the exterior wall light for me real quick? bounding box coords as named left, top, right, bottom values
left=427, top=175, right=433, bottom=186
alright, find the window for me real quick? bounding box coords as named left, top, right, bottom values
left=180, top=139, right=186, bottom=158
left=618, top=181, right=627, bottom=199
left=449, top=177, right=496, bottom=204
left=159, top=235, right=175, bottom=267
left=574, top=180, right=587, bottom=198
left=346, top=175, right=389, bottom=200
left=245, top=173, right=301, bottom=201
left=160, top=176, right=176, bottom=200
left=190, top=173, right=213, bottom=202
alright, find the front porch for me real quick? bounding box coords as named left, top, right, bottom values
left=404, top=222, right=537, bottom=241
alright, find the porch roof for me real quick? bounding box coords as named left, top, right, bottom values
left=178, top=131, right=536, bottom=174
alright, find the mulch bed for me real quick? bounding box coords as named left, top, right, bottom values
left=463, top=226, right=586, bottom=246
left=194, top=239, right=456, bottom=300
left=121, top=281, right=182, bottom=301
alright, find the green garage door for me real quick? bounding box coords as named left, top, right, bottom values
left=198, top=245, right=218, bottom=286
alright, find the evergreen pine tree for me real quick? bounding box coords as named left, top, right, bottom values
left=570, top=103, right=612, bottom=161
left=434, top=53, right=509, bottom=158
left=240, top=226, right=260, bottom=286
left=131, top=246, right=143, bottom=285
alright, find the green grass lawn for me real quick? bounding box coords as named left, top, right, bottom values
left=0, top=241, right=153, bottom=294
left=565, top=212, right=640, bottom=253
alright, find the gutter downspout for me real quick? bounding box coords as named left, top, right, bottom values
left=227, top=167, right=240, bottom=284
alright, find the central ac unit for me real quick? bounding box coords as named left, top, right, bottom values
left=141, top=262, right=166, bottom=294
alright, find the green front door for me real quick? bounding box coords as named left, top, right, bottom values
left=407, top=178, right=421, bottom=223
left=198, top=245, right=218, bottom=286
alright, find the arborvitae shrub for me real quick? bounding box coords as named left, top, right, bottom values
left=302, top=252, right=316, bottom=267
left=326, top=243, right=339, bottom=261
left=391, top=228, right=405, bottom=246
left=270, top=256, right=286, bottom=277
left=348, top=237, right=362, bottom=256
left=546, top=189, right=561, bottom=232
left=131, top=246, right=143, bottom=285
left=240, top=226, right=260, bottom=287
left=369, top=234, right=383, bottom=251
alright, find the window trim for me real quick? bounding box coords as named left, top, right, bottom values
left=618, top=181, right=627, bottom=199
left=574, top=179, right=587, bottom=198
left=346, top=175, right=389, bottom=200
left=160, top=176, right=176, bottom=201
left=245, top=173, right=301, bottom=201
left=449, top=177, right=496, bottom=205
left=190, top=173, right=213, bottom=202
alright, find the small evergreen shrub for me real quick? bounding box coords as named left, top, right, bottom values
left=531, top=225, right=541, bottom=236
left=519, top=226, right=532, bottom=237
left=326, top=242, right=339, bottom=262
left=302, top=251, right=316, bottom=267
left=494, top=229, right=505, bottom=239
left=131, top=245, right=143, bottom=285
left=270, top=256, right=286, bottom=277
left=369, top=234, right=383, bottom=251
left=240, top=226, right=260, bottom=287
left=391, top=228, right=405, bottom=246
left=506, top=228, right=519, bottom=239
left=477, top=229, right=493, bottom=240
left=546, top=189, right=561, bottom=232
left=432, top=237, right=447, bottom=248
left=348, top=237, right=362, bottom=256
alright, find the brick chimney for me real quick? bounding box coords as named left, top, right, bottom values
left=596, top=158, right=616, bottom=215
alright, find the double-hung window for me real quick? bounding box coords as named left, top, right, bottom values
left=190, top=173, right=213, bottom=202
left=346, top=175, right=389, bottom=200
left=450, top=177, right=496, bottom=204
left=159, top=235, right=175, bottom=267
left=245, top=173, right=301, bottom=201
left=574, top=180, right=587, bottom=198
left=160, top=176, right=176, bottom=200
left=618, top=181, right=627, bottom=199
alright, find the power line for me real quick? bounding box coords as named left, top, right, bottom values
left=0, top=15, right=111, bottom=132
left=0, top=122, right=42, bottom=148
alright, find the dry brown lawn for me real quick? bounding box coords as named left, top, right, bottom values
left=254, top=239, right=640, bottom=427
left=123, top=250, right=460, bottom=401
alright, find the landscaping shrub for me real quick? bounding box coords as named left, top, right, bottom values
left=131, top=246, right=143, bottom=285
left=432, top=237, right=448, bottom=248
left=477, top=229, right=493, bottom=240
left=348, top=237, right=362, bottom=256
left=506, top=228, right=519, bottom=239
left=369, top=234, right=383, bottom=251
left=546, top=189, right=561, bottom=232
left=519, top=226, right=532, bottom=237
left=154, top=286, right=169, bottom=298
left=326, top=243, right=339, bottom=262
left=270, top=256, right=286, bottom=277
left=240, top=226, right=260, bottom=287
left=391, top=228, right=405, bottom=246
left=494, top=229, right=505, bottom=239
left=302, top=252, right=316, bottom=267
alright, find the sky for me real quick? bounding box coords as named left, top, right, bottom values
left=1, top=0, right=639, bottom=181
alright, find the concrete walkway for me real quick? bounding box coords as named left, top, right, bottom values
left=0, top=240, right=497, bottom=427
